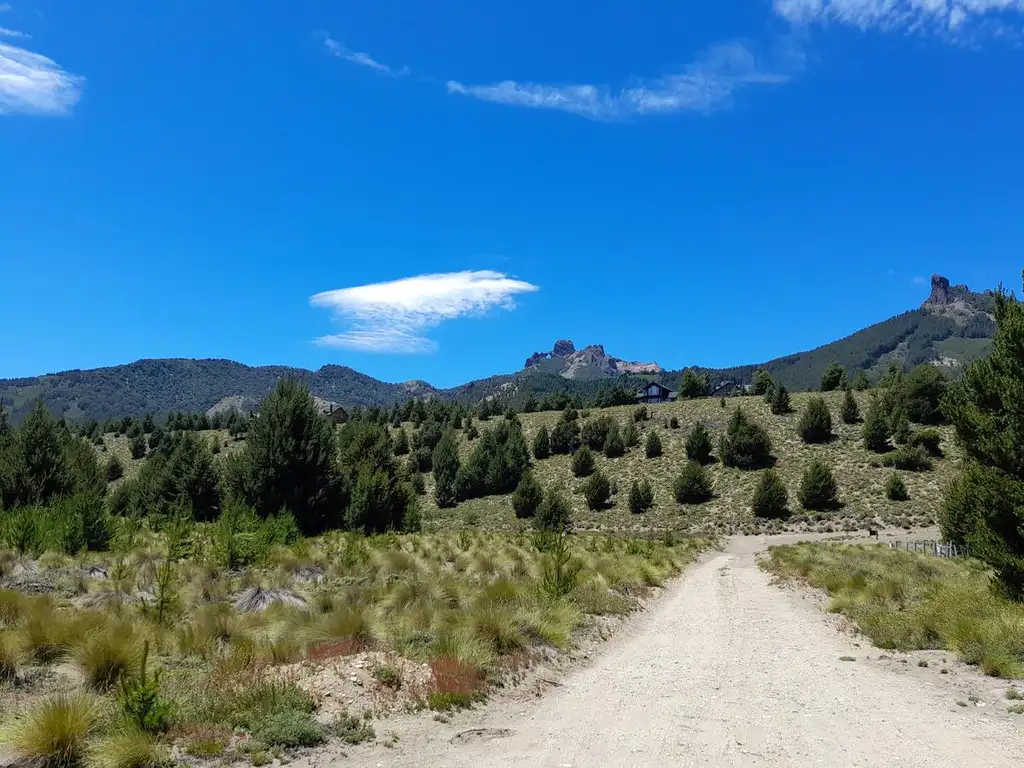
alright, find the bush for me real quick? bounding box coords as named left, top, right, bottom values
left=633, top=407, right=649, bottom=423
left=885, top=472, right=909, bottom=501
left=752, top=470, right=788, bottom=518
left=862, top=398, right=891, bottom=453
left=678, top=370, right=710, bottom=399
left=797, top=397, right=833, bottom=444
left=432, top=430, right=460, bottom=509
left=331, top=713, right=375, bottom=746
left=252, top=710, right=326, bottom=748
left=769, top=385, right=791, bottom=415
left=905, top=364, right=948, bottom=425
left=628, top=480, right=654, bottom=514
left=622, top=422, right=639, bottom=449
left=534, top=489, right=572, bottom=533
left=644, top=430, right=662, bottom=459
left=455, top=419, right=530, bottom=501
left=685, top=423, right=713, bottom=464
left=882, top=445, right=933, bottom=472
left=582, top=471, right=612, bottom=511
left=669, top=416, right=679, bottom=430
left=0, top=693, right=99, bottom=768
left=410, top=473, right=426, bottom=496
left=571, top=446, right=595, bottom=478
left=106, top=456, right=124, bottom=482
left=602, top=424, right=625, bottom=458
left=673, top=461, right=713, bottom=504
left=798, top=461, right=839, bottom=511
left=841, top=389, right=860, bottom=424
left=853, top=370, right=871, bottom=391
left=532, top=426, right=550, bottom=460
left=392, top=429, right=410, bottom=456
left=820, top=361, right=847, bottom=392
left=549, top=420, right=580, bottom=455
left=891, top=407, right=911, bottom=445
left=908, top=428, right=942, bottom=457
left=719, top=409, right=772, bottom=469
left=511, top=471, right=543, bottom=519
left=130, top=435, right=147, bottom=460
left=752, top=369, right=774, bottom=396
left=580, top=417, right=613, bottom=450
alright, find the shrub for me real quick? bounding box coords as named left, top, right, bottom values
left=106, top=456, right=124, bottom=482
left=841, top=389, right=860, bottom=424
left=797, top=397, right=833, bottom=444
left=633, top=407, right=649, bottom=423
left=0, top=694, right=99, bottom=768
left=532, top=426, right=550, bottom=460
left=511, top=471, right=543, bottom=519
left=392, top=429, right=410, bottom=456
left=117, top=643, right=171, bottom=734
left=882, top=445, right=933, bottom=472
left=331, top=713, right=374, bottom=746
left=752, top=369, right=774, bottom=396
left=371, top=664, right=402, bottom=690
left=798, top=461, right=839, bottom=511
left=571, top=446, right=595, bottom=478
left=752, top=470, right=788, bottom=518
left=410, top=473, right=426, bottom=496
left=673, top=461, right=713, bottom=504
left=905, top=364, right=948, bottom=425
left=582, top=471, right=612, bottom=511
left=580, top=417, right=612, bottom=450
left=432, top=430, right=460, bottom=509
left=853, top=370, right=871, bottom=391
left=678, top=370, right=711, bottom=399
left=885, top=472, right=909, bottom=501
left=820, top=361, right=847, bottom=392
left=644, top=430, right=662, bottom=459
left=130, top=436, right=147, bottom=460
left=252, top=710, right=325, bottom=748
left=602, top=424, right=625, bottom=458
left=622, top=422, right=639, bottom=449
left=908, top=428, right=942, bottom=457
left=685, top=423, right=713, bottom=464
left=0, top=631, right=22, bottom=683
left=891, top=407, right=911, bottom=445
left=719, top=409, right=772, bottom=469
left=534, top=489, right=572, bottom=533
left=628, top=480, right=654, bottom=514
left=862, top=399, right=892, bottom=453
left=549, top=420, right=580, bottom=455
left=769, top=385, right=791, bottom=415
left=669, top=416, right=680, bottom=430
left=454, top=419, right=530, bottom=502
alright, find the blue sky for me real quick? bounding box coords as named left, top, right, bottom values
left=2, top=1, right=1023, bottom=387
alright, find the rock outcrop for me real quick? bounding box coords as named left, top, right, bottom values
left=924, top=274, right=970, bottom=307
left=523, top=340, right=662, bottom=380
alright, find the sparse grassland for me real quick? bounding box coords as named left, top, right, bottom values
left=420, top=393, right=954, bottom=536
left=763, top=543, right=1024, bottom=679
left=0, top=530, right=707, bottom=766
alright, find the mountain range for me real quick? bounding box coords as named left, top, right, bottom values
left=0, top=275, right=997, bottom=424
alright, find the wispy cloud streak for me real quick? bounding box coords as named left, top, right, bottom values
left=0, top=40, right=83, bottom=115
left=773, top=0, right=1024, bottom=37
left=322, top=33, right=410, bottom=77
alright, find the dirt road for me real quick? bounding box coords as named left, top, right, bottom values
left=336, top=536, right=1022, bottom=767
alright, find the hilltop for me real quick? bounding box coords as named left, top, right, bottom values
left=0, top=274, right=997, bottom=423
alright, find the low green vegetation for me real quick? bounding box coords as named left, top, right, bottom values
left=764, top=543, right=1024, bottom=678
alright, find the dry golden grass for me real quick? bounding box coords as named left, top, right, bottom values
left=420, top=392, right=955, bottom=536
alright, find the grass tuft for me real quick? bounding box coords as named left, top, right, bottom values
left=0, top=694, right=100, bottom=768
left=87, top=729, right=169, bottom=768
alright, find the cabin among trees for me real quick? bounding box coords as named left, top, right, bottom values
left=635, top=381, right=677, bottom=405
left=322, top=403, right=348, bottom=425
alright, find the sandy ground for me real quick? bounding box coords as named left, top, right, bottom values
left=317, top=532, right=1024, bottom=768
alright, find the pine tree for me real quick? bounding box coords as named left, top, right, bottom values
left=769, top=385, right=791, bottom=415
left=535, top=488, right=572, bottom=533
left=393, top=428, right=410, bottom=456
left=679, top=370, right=711, bottom=399
left=820, top=361, right=847, bottom=392
left=622, top=422, right=639, bottom=449
left=752, top=470, right=789, bottom=518
left=432, top=430, right=460, bottom=509
left=719, top=408, right=772, bottom=469
left=862, top=397, right=892, bottom=453
left=941, top=279, right=1024, bottom=599
left=645, top=430, right=663, bottom=459
left=673, top=461, right=713, bottom=504
left=752, top=369, right=774, bottom=396
left=602, top=423, right=625, bottom=458
left=583, top=470, right=612, bottom=510
left=685, top=423, right=713, bottom=464
left=841, top=388, right=861, bottom=424
left=17, top=402, right=72, bottom=506
left=131, top=434, right=148, bottom=460
left=797, top=397, right=833, bottom=444
left=549, top=420, right=581, bottom=455
left=106, top=455, right=124, bottom=482
left=885, top=472, right=909, bottom=501
left=799, top=461, right=839, bottom=510
left=628, top=479, right=654, bottom=514
left=512, top=470, right=543, bottom=518
left=853, top=370, right=871, bottom=391
left=571, top=446, right=595, bottom=478
left=533, top=425, right=551, bottom=460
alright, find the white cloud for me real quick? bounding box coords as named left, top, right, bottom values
left=0, top=27, right=27, bottom=39
left=446, top=42, right=789, bottom=120
left=322, top=33, right=409, bottom=77
left=773, top=0, right=1024, bottom=36
left=0, top=40, right=83, bottom=115
left=310, top=270, right=539, bottom=354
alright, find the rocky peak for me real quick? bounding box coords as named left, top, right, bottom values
left=552, top=339, right=576, bottom=358
left=925, top=274, right=970, bottom=307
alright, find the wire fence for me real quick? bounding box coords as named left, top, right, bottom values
left=888, top=540, right=970, bottom=559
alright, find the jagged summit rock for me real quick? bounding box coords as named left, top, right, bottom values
left=523, top=341, right=662, bottom=380
left=552, top=339, right=576, bottom=357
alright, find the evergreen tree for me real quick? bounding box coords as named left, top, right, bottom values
left=628, top=479, right=654, bottom=514
left=432, top=430, right=460, bottom=509
left=905, top=365, right=948, bottom=425
left=769, top=384, right=791, bottom=415
left=532, top=425, right=551, bottom=460
left=535, top=488, right=572, bottom=533
left=549, top=419, right=581, bottom=455
left=16, top=402, right=73, bottom=506
left=571, top=446, right=596, bottom=478
left=583, top=470, right=612, bottom=510
left=685, top=423, right=713, bottom=464
left=581, top=417, right=613, bottom=450
left=131, top=434, right=148, bottom=460
left=225, top=379, right=341, bottom=534
left=841, top=388, right=861, bottom=424
left=719, top=408, right=773, bottom=469
left=455, top=419, right=530, bottom=500
left=511, top=470, right=543, bottom=519
left=861, top=397, right=892, bottom=453
left=673, top=461, right=713, bottom=504
left=393, top=428, right=410, bottom=456
left=603, top=423, right=625, bottom=458
left=820, top=361, right=847, bottom=392
left=338, top=421, right=413, bottom=534
left=885, top=472, right=909, bottom=501
left=622, top=422, right=639, bottom=449
left=106, top=455, right=124, bottom=482
left=0, top=404, right=10, bottom=438
left=891, top=406, right=911, bottom=445
left=752, top=369, right=774, bottom=396
left=798, top=461, right=839, bottom=510
left=941, top=280, right=1024, bottom=598
left=679, top=369, right=711, bottom=399
left=853, top=370, right=871, bottom=391
left=522, top=394, right=538, bottom=414
left=797, top=397, right=833, bottom=444
left=752, top=470, right=789, bottom=518
left=645, top=430, right=663, bottom=459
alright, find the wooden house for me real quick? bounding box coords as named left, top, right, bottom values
left=635, top=381, right=677, bottom=405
